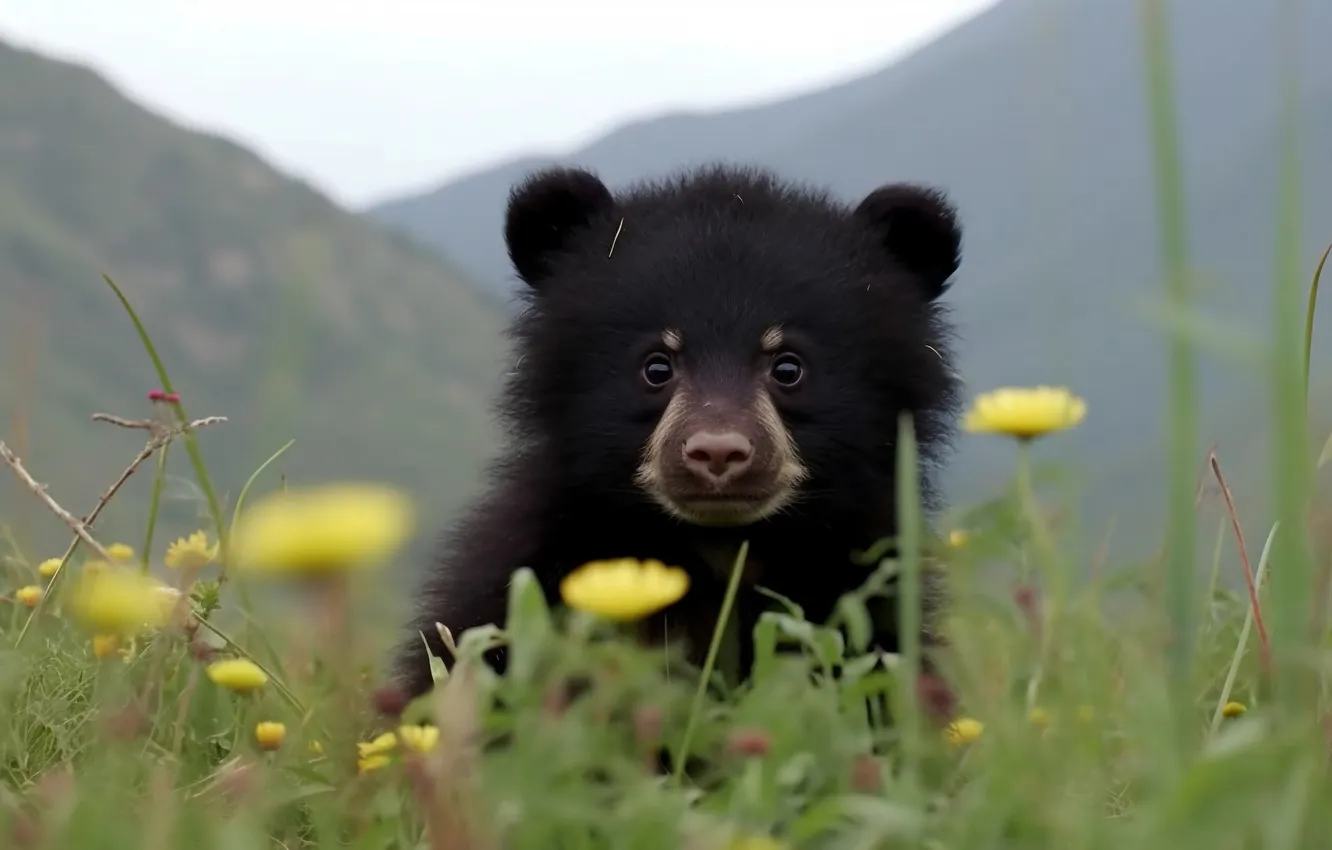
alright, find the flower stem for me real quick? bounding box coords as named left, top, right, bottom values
left=672, top=539, right=749, bottom=786
left=1015, top=439, right=1060, bottom=708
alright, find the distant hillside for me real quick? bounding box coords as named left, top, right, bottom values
left=368, top=0, right=1332, bottom=560
left=0, top=38, right=507, bottom=557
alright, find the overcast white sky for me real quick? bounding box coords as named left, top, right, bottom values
left=2, top=0, right=996, bottom=207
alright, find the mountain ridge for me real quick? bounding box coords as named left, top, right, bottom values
left=0, top=37, right=507, bottom=558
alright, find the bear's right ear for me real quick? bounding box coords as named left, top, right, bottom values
left=504, top=167, right=616, bottom=288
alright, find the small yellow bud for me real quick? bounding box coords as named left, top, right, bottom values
left=1222, top=700, right=1247, bottom=718
left=92, top=634, right=120, bottom=659
left=254, top=721, right=286, bottom=751
left=944, top=717, right=983, bottom=745
left=37, top=558, right=62, bottom=578
left=106, top=543, right=136, bottom=563
left=15, top=585, right=43, bottom=607
left=206, top=658, right=270, bottom=693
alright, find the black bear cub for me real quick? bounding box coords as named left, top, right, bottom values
left=393, top=163, right=964, bottom=699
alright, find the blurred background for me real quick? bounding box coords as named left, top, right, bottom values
left=1, top=0, right=1330, bottom=577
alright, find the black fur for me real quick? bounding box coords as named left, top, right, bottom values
left=392, top=164, right=964, bottom=699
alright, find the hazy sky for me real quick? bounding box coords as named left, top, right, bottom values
left=2, top=0, right=996, bottom=207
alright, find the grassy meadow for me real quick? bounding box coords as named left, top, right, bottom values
left=2, top=8, right=1332, bottom=848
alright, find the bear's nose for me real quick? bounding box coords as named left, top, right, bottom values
left=682, top=431, right=754, bottom=485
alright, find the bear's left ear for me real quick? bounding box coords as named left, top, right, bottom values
left=504, top=167, right=617, bottom=289
left=853, top=183, right=962, bottom=301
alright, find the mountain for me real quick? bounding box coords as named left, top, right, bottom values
left=367, top=0, right=1332, bottom=561
left=0, top=38, right=507, bottom=559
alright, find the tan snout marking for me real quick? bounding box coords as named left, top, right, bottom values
left=634, top=385, right=689, bottom=501
left=635, top=383, right=808, bottom=525
left=751, top=387, right=808, bottom=507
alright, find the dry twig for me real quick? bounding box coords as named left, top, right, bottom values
left=0, top=407, right=226, bottom=646
left=1208, top=449, right=1271, bottom=673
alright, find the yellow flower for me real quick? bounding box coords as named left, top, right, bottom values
left=357, top=731, right=398, bottom=758
left=165, top=531, right=219, bottom=570
left=559, top=558, right=690, bottom=621
left=255, top=721, right=287, bottom=751
left=356, top=731, right=399, bottom=773
left=15, top=585, right=43, bottom=607
left=1222, top=700, right=1247, bottom=718
left=398, top=723, right=440, bottom=753
left=1028, top=706, right=1051, bottom=728
left=357, top=754, right=391, bottom=774
left=962, top=386, right=1087, bottom=440
left=106, top=543, right=136, bottom=563
left=92, top=634, right=120, bottom=659
left=230, top=484, right=416, bottom=575
left=206, top=658, right=270, bottom=693
left=83, top=559, right=110, bottom=574
left=944, top=717, right=984, bottom=745
left=947, top=529, right=969, bottom=549
left=37, top=558, right=62, bottom=578
left=66, top=569, right=171, bottom=635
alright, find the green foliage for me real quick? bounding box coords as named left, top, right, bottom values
left=0, top=227, right=1329, bottom=846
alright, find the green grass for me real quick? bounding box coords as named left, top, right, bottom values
left=2, top=10, right=1332, bottom=848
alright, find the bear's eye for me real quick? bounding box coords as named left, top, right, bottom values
left=642, top=352, right=675, bottom=388
left=770, top=352, right=804, bottom=388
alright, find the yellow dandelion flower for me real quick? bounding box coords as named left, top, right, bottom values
left=962, top=386, right=1087, bottom=441
left=15, top=585, right=43, bottom=607
left=106, top=543, right=136, bottom=563
left=164, top=531, right=219, bottom=570
left=1028, top=706, right=1051, bottom=728
left=1222, top=700, right=1247, bottom=718
left=206, top=658, right=269, bottom=693
left=230, top=483, right=416, bottom=575
left=944, top=717, right=984, bottom=745
left=357, top=731, right=398, bottom=758
left=37, top=558, right=62, bottom=578
left=255, top=721, right=287, bottom=751
left=559, top=558, right=690, bottom=622
left=92, top=634, right=120, bottom=659
left=398, top=723, right=440, bottom=753
left=66, top=569, right=172, bottom=635
left=355, top=731, right=398, bottom=773
left=947, top=529, right=969, bottom=549
left=357, top=754, right=391, bottom=774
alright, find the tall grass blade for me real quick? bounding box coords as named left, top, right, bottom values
left=1139, top=0, right=1198, bottom=752
left=100, top=274, right=229, bottom=565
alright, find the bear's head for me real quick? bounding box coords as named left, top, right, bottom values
left=501, top=165, right=963, bottom=530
